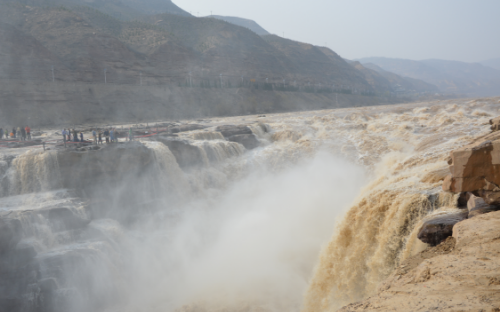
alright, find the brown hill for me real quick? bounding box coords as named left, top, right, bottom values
left=264, top=36, right=370, bottom=90
left=0, top=2, right=385, bottom=89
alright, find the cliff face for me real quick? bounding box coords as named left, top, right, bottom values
left=0, top=81, right=399, bottom=127
left=339, top=211, right=500, bottom=312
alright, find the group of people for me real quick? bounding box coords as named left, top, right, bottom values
left=62, top=128, right=127, bottom=145
left=0, top=126, right=31, bottom=140
left=62, top=129, right=84, bottom=143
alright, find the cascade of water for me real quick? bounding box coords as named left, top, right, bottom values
left=8, top=150, right=62, bottom=196
left=303, top=102, right=496, bottom=312
left=143, top=141, right=191, bottom=203
left=194, top=141, right=246, bottom=164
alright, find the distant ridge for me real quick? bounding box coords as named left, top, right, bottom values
left=209, top=15, right=270, bottom=35
left=357, top=57, right=500, bottom=96
left=481, top=58, right=500, bottom=71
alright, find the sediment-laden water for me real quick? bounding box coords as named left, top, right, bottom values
left=0, top=97, right=498, bottom=312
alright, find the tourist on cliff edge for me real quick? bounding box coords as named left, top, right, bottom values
left=25, top=126, right=31, bottom=140
left=20, top=127, right=26, bottom=141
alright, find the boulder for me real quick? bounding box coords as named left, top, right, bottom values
left=478, top=189, right=500, bottom=205
left=417, top=211, right=468, bottom=246
left=444, top=130, right=500, bottom=193
left=215, top=125, right=253, bottom=138
left=490, top=116, right=500, bottom=132
left=467, top=194, right=489, bottom=212
left=466, top=193, right=500, bottom=218
left=227, top=134, right=260, bottom=150
left=468, top=205, right=500, bottom=218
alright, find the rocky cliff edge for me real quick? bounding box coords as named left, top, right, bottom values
left=338, top=117, right=500, bottom=311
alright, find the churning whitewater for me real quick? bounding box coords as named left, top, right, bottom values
left=1, top=98, right=499, bottom=312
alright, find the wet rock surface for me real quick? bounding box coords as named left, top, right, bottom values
left=227, top=134, right=259, bottom=150
left=417, top=211, right=469, bottom=246
left=169, top=124, right=207, bottom=134
left=216, top=125, right=253, bottom=138
left=157, top=137, right=206, bottom=168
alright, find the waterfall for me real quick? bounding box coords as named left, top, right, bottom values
left=302, top=103, right=495, bottom=311
left=194, top=141, right=245, bottom=164
left=1, top=98, right=499, bottom=312
left=143, top=141, right=191, bottom=203
left=8, top=150, right=62, bottom=196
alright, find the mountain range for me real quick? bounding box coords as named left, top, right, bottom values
left=357, top=57, right=500, bottom=96
left=0, top=0, right=439, bottom=96
left=480, top=58, right=500, bottom=71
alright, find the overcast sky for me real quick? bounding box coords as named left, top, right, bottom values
left=174, top=0, right=500, bottom=63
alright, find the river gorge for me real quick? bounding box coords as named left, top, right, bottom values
left=1, top=97, right=500, bottom=312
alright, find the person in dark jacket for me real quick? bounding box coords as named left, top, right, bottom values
left=20, top=127, right=26, bottom=141
left=73, top=129, right=78, bottom=142
left=104, top=129, right=109, bottom=143
left=12, top=127, right=16, bottom=138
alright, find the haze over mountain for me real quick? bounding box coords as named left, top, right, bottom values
left=481, top=58, right=500, bottom=71
left=358, top=57, right=500, bottom=97
left=0, top=0, right=440, bottom=97
left=1, top=0, right=443, bottom=126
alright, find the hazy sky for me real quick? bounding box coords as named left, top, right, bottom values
left=174, top=0, right=500, bottom=63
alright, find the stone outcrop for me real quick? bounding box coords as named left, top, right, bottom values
left=215, top=125, right=253, bottom=138
left=339, top=211, right=500, bottom=312
left=169, top=124, right=207, bottom=134
left=440, top=117, right=500, bottom=223
left=490, top=116, right=500, bottom=132
left=442, top=130, right=500, bottom=193
left=417, top=211, right=468, bottom=246
left=215, top=125, right=260, bottom=150
left=227, top=134, right=259, bottom=150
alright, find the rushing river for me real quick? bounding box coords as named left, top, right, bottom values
left=0, top=97, right=498, bottom=312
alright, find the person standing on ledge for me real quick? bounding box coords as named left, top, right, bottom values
left=80, top=132, right=84, bottom=143
left=25, top=125, right=31, bottom=140
left=0, top=128, right=3, bottom=140
left=110, top=128, right=114, bottom=143
left=62, top=129, right=67, bottom=144
left=104, top=129, right=109, bottom=143
left=20, top=127, right=26, bottom=141
left=92, top=129, right=97, bottom=144
left=12, top=127, right=16, bottom=138
left=98, top=131, right=103, bottom=144
left=73, top=129, right=78, bottom=142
